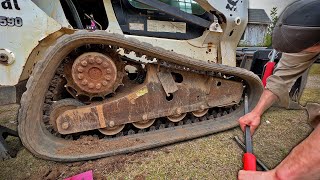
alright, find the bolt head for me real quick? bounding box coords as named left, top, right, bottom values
left=62, top=122, right=70, bottom=130
left=102, top=62, right=109, bottom=68
left=81, top=79, right=88, bottom=85
left=105, top=75, right=111, bottom=81
left=102, top=81, right=108, bottom=86
left=81, top=60, right=88, bottom=66
left=176, top=108, right=182, bottom=115
left=0, top=53, right=8, bottom=62
left=0, top=49, right=15, bottom=65
left=106, top=68, right=112, bottom=74
left=78, top=74, right=84, bottom=80
left=77, top=67, right=84, bottom=73
left=109, top=121, right=115, bottom=128
left=88, top=57, right=95, bottom=64
left=95, top=57, right=102, bottom=64
left=89, top=83, right=95, bottom=89
left=142, top=114, right=148, bottom=121
left=96, top=83, right=102, bottom=90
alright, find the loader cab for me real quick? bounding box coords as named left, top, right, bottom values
left=127, top=0, right=206, bottom=15
left=112, top=0, right=214, bottom=40
left=60, top=0, right=214, bottom=40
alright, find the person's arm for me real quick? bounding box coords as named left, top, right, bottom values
left=238, top=124, right=320, bottom=180
left=274, top=124, right=320, bottom=179
left=238, top=89, right=278, bottom=135
left=239, top=52, right=318, bottom=135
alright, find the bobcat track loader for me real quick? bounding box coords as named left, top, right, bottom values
left=0, top=0, right=263, bottom=161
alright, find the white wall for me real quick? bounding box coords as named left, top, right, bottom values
left=239, top=24, right=268, bottom=46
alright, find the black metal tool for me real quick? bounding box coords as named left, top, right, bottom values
left=244, top=95, right=253, bottom=153
left=234, top=136, right=269, bottom=171
left=243, top=94, right=256, bottom=171
left=0, top=125, right=19, bottom=160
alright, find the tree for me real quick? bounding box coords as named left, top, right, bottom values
left=265, top=7, right=278, bottom=47
left=268, top=7, right=278, bottom=35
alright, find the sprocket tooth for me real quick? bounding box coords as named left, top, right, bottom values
left=116, top=132, right=124, bottom=137
left=149, top=126, right=156, bottom=131
left=128, top=129, right=135, bottom=135
left=124, top=49, right=132, bottom=54
left=159, top=124, right=166, bottom=129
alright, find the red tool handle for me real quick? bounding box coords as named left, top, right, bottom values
left=243, top=152, right=257, bottom=171
left=262, top=61, right=276, bottom=87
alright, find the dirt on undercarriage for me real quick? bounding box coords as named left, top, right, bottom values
left=57, top=136, right=144, bottom=155
left=0, top=64, right=319, bottom=179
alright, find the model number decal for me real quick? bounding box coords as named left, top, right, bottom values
left=0, top=16, right=23, bottom=27
left=1, top=0, right=21, bottom=10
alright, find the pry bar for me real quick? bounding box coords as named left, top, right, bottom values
left=234, top=136, right=269, bottom=171
left=243, top=94, right=256, bottom=171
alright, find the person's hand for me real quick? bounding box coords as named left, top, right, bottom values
left=238, top=111, right=261, bottom=135
left=238, top=170, right=278, bottom=180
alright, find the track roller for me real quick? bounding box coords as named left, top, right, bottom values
left=167, top=113, right=187, bottom=122
left=99, top=125, right=125, bottom=135
left=192, top=109, right=209, bottom=118
left=132, top=119, right=156, bottom=129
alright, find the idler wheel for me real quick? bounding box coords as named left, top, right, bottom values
left=72, top=52, right=118, bottom=96
left=49, top=99, right=84, bottom=131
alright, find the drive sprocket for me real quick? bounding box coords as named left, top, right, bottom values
left=64, top=51, right=125, bottom=100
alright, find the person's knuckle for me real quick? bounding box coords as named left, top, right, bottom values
left=238, top=171, right=245, bottom=180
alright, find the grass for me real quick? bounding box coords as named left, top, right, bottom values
left=103, top=108, right=311, bottom=179
left=300, top=64, right=320, bottom=105
left=0, top=64, right=319, bottom=179
left=309, top=64, right=320, bottom=75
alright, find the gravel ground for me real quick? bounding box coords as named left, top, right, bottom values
left=0, top=64, right=318, bottom=180
left=306, top=75, right=320, bottom=89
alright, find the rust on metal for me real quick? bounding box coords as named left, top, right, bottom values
left=72, top=52, right=117, bottom=94
left=206, top=78, right=243, bottom=107
left=63, top=51, right=125, bottom=100
left=157, top=70, right=178, bottom=96
left=56, top=64, right=243, bottom=135
left=56, top=106, right=102, bottom=134
left=127, top=86, right=149, bottom=104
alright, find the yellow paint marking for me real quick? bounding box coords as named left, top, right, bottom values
left=136, top=87, right=148, bottom=97
left=127, top=86, right=149, bottom=104
left=96, top=105, right=106, bottom=128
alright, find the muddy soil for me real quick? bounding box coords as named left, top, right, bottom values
left=30, top=152, right=150, bottom=180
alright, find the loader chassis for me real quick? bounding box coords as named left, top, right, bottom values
left=0, top=0, right=263, bottom=161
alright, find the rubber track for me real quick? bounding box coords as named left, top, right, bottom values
left=18, top=30, right=263, bottom=162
